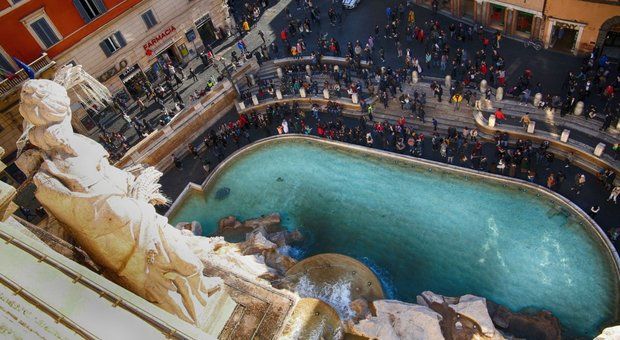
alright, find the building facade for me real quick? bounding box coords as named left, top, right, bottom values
left=0, top=0, right=232, bottom=185
left=415, top=0, right=619, bottom=56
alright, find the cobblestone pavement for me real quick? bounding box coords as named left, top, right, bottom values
left=95, top=0, right=617, bottom=148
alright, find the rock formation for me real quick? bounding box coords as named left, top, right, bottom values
left=595, top=326, right=620, bottom=339
left=348, top=300, right=445, bottom=340
left=15, top=79, right=225, bottom=329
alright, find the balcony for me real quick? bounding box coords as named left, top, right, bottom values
left=0, top=53, right=56, bottom=98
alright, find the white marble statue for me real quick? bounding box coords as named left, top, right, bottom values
left=15, top=79, right=223, bottom=327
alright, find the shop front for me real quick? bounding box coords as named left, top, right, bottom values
left=462, top=0, right=475, bottom=20
left=119, top=64, right=149, bottom=99
left=549, top=20, right=582, bottom=54
left=195, top=14, right=221, bottom=51
left=515, top=11, right=534, bottom=37
left=141, top=25, right=189, bottom=84
left=488, top=4, right=505, bottom=30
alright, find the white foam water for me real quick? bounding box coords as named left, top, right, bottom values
left=295, top=275, right=354, bottom=320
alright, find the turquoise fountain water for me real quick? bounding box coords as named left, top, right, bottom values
left=169, top=137, right=618, bottom=337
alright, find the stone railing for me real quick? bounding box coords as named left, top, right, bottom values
left=0, top=53, right=56, bottom=97
left=473, top=111, right=620, bottom=182
left=115, top=80, right=237, bottom=171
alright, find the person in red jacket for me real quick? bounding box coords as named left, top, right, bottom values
left=280, top=29, right=288, bottom=43
left=494, top=108, right=506, bottom=124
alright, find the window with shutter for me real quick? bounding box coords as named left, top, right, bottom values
left=74, top=0, right=107, bottom=23
left=142, top=10, right=158, bottom=29
left=30, top=18, right=60, bottom=48
left=0, top=50, right=15, bottom=74
left=100, top=31, right=126, bottom=57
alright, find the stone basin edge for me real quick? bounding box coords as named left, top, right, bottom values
left=165, top=133, right=620, bottom=320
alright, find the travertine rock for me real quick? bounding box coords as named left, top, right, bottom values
left=241, top=230, right=277, bottom=255
left=348, top=300, right=444, bottom=340
left=595, top=326, right=620, bottom=339
left=264, top=250, right=297, bottom=274
left=450, top=295, right=497, bottom=338
left=349, top=298, right=370, bottom=322
left=175, top=221, right=203, bottom=236
left=486, top=303, right=561, bottom=340
left=216, top=213, right=282, bottom=237
left=16, top=79, right=224, bottom=329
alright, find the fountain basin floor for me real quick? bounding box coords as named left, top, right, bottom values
left=168, top=136, right=619, bottom=338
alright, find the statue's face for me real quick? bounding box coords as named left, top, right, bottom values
left=19, top=80, right=71, bottom=126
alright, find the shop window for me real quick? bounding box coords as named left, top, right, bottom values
left=516, top=12, right=533, bottom=34
left=462, top=0, right=474, bottom=19
left=142, top=10, right=158, bottom=30
left=73, top=0, right=107, bottom=23
left=489, top=5, right=505, bottom=27
left=99, top=32, right=126, bottom=57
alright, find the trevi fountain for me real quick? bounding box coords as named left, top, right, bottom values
left=0, top=67, right=618, bottom=339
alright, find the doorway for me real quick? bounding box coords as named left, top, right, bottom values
left=196, top=14, right=218, bottom=49
left=550, top=23, right=578, bottom=53
left=601, top=24, right=620, bottom=60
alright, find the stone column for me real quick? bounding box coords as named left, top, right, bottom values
left=573, top=101, right=584, bottom=115
left=323, top=88, right=330, bottom=99
left=299, top=87, right=307, bottom=98
left=412, top=71, right=419, bottom=84
left=276, top=89, right=283, bottom=100
left=251, top=94, right=259, bottom=105
left=351, top=92, right=359, bottom=104
left=445, top=75, right=452, bottom=88
left=560, top=129, right=570, bottom=142
left=306, top=64, right=312, bottom=76
left=276, top=67, right=283, bottom=78
left=533, top=93, right=542, bottom=107
left=495, top=87, right=503, bottom=101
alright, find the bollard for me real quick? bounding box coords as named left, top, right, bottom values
left=480, top=79, right=488, bottom=94
left=527, top=121, right=536, bottom=134
left=251, top=94, right=259, bottom=105
left=444, top=75, right=452, bottom=88
left=594, top=143, right=606, bottom=157
left=276, top=89, right=283, bottom=100
left=560, top=129, right=570, bottom=142
left=533, top=92, right=542, bottom=107
left=573, top=101, right=584, bottom=115
left=323, top=88, right=330, bottom=99
left=249, top=74, right=256, bottom=86
left=412, top=71, right=419, bottom=84
left=351, top=92, right=359, bottom=104
left=495, top=87, right=503, bottom=101
left=238, top=101, right=246, bottom=110
left=276, top=67, right=283, bottom=78
left=334, top=65, right=340, bottom=72
left=306, top=64, right=312, bottom=76
left=488, top=114, right=496, bottom=127
left=299, top=87, right=307, bottom=98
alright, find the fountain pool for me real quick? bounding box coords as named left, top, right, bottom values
left=168, top=136, right=619, bottom=337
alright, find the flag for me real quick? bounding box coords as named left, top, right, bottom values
left=12, top=57, right=35, bottom=79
